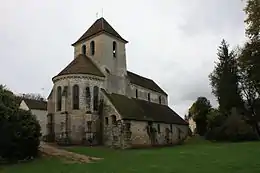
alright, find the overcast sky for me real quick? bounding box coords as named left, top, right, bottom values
left=0, top=0, right=247, bottom=116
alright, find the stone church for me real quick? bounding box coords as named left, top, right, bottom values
left=47, top=17, right=189, bottom=148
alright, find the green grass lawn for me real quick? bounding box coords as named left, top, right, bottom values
left=1, top=139, right=260, bottom=173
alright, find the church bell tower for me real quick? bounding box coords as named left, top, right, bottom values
left=71, top=17, right=129, bottom=95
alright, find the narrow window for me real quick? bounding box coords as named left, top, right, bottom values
left=157, top=124, right=161, bottom=133
left=87, top=121, right=92, bottom=132
left=105, top=68, right=110, bottom=74
left=148, top=93, right=150, bottom=101
left=93, top=86, right=99, bottom=111
left=56, top=86, right=62, bottom=111
left=125, top=123, right=131, bottom=131
left=73, top=85, right=79, bottom=109
left=81, top=45, right=86, bottom=55
left=85, top=87, right=90, bottom=105
left=170, top=124, right=173, bottom=133
left=113, top=41, right=117, bottom=57
left=135, top=89, right=138, bottom=98
left=159, top=96, right=162, bottom=104
left=90, top=41, right=95, bottom=55
left=62, top=86, right=68, bottom=97
left=111, top=115, right=117, bottom=125
left=105, top=117, right=109, bottom=125
left=60, top=122, right=65, bottom=132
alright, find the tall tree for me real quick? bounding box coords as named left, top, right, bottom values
left=238, top=46, right=259, bottom=115
left=209, top=39, right=243, bottom=114
left=188, top=97, right=212, bottom=136
left=244, top=0, right=260, bottom=40
left=241, top=0, right=260, bottom=93
left=238, top=42, right=260, bottom=136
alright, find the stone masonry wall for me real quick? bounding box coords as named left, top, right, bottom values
left=101, top=92, right=189, bottom=148
left=51, top=74, right=105, bottom=143
left=74, top=34, right=127, bottom=78
left=128, top=121, right=188, bottom=147
left=128, top=84, right=168, bottom=105
left=102, top=92, right=124, bottom=147
left=73, top=34, right=128, bottom=96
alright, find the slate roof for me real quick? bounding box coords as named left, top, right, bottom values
left=127, top=71, right=167, bottom=95
left=53, top=54, right=105, bottom=79
left=72, top=17, right=128, bottom=46
left=103, top=90, right=187, bottom=125
left=16, top=97, right=47, bottom=110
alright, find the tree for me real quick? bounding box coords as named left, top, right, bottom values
left=209, top=39, right=243, bottom=114
left=244, top=0, right=260, bottom=40
left=206, top=108, right=258, bottom=141
left=188, top=97, right=212, bottom=136
left=241, top=0, right=260, bottom=93
left=0, top=85, right=41, bottom=162
left=20, top=93, right=46, bottom=101
left=206, top=108, right=226, bottom=131
left=237, top=0, right=260, bottom=135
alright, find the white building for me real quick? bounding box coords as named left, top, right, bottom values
left=17, top=98, right=47, bottom=136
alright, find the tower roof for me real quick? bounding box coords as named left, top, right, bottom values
left=53, top=54, right=105, bottom=80
left=72, top=17, right=128, bottom=46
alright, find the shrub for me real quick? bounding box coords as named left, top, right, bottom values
left=0, top=85, right=41, bottom=162
left=206, top=113, right=258, bottom=142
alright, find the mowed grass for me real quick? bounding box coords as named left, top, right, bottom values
left=1, top=139, right=260, bottom=173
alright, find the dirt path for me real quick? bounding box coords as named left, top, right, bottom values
left=39, top=142, right=102, bottom=163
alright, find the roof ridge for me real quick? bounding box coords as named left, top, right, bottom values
left=102, top=91, right=187, bottom=125
left=127, top=70, right=154, bottom=81
left=52, top=54, right=105, bottom=80
left=83, top=54, right=105, bottom=76
left=101, top=17, right=104, bottom=30
left=23, top=98, right=47, bottom=102
left=127, top=71, right=167, bottom=95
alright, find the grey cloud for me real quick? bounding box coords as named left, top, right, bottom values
left=0, top=0, right=246, bottom=116
left=179, top=0, right=245, bottom=36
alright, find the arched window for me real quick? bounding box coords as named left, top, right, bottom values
left=105, top=117, right=109, bottom=125
left=73, top=85, right=79, bottom=109
left=159, top=95, right=162, bottom=104
left=85, top=87, right=90, bottom=105
left=105, top=68, right=110, bottom=74
left=56, top=86, right=62, bottom=111
left=111, top=115, right=117, bottom=125
left=87, top=121, right=92, bottom=132
left=135, top=89, right=138, bottom=98
left=113, top=41, right=117, bottom=57
left=148, top=93, right=150, bottom=102
left=93, top=86, right=99, bottom=111
left=81, top=45, right=86, bottom=55
left=157, top=124, right=161, bottom=133
left=90, top=41, right=95, bottom=55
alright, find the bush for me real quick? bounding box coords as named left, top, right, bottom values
left=0, top=85, right=41, bottom=163
left=206, top=113, right=258, bottom=142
